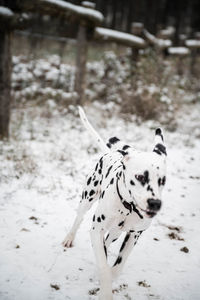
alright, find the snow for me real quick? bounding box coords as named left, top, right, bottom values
left=158, top=26, right=175, bottom=39
left=168, top=47, right=190, bottom=56
left=82, top=1, right=96, bottom=9
left=185, top=40, right=200, bottom=49
left=41, top=0, right=103, bottom=23
left=143, top=29, right=172, bottom=49
left=95, top=27, right=146, bottom=48
left=0, top=97, right=200, bottom=300
left=0, top=6, right=14, bottom=18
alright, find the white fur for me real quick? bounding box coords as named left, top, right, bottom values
left=63, top=107, right=167, bottom=300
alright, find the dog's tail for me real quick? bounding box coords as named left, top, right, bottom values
left=78, top=106, right=109, bottom=152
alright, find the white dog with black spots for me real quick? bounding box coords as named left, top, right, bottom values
left=63, top=107, right=167, bottom=300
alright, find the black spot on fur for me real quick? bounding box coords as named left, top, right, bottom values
left=87, top=177, right=91, bottom=185
left=158, top=176, right=166, bottom=186
left=154, top=143, right=167, bottom=156
left=155, top=128, right=164, bottom=141
left=94, top=180, right=99, bottom=186
left=99, top=157, right=103, bottom=169
left=112, top=238, right=117, bottom=243
left=84, top=191, right=88, bottom=198
left=117, top=150, right=128, bottom=156
left=162, top=176, right=166, bottom=185
left=109, top=137, right=120, bottom=144
left=101, top=214, right=105, bottom=220
left=113, top=256, right=122, bottom=266
left=120, top=233, right=130, bottom=252
left=93, top=215, right=95, bottom=222
left=110, top=178, right=114, bottom=184
left=135, top=171, right=149, bottom=186
left=118, top=221, right=124, bottom=227
left=144, top=171, right=149, bottom=184
left=105, top=233, right=110, bottom=241
left=97, top=217, right=101, bottom=222
left=105, top=166, right=112, bottom=178
left=107, top=143, right=111, bottom=148
left=98, top=169, right=102, bottom=175
left=89, top=197, right=93, bottom=202
left=101, top=191, right=105, bottom=198
left=122, top=162, right=126, bottom=170
left=130, top=180, right=135, bottom=185
left=95, top=163, right=98, bottom=171
left=104, top=244, right=107, bottom=257
left=89, top=190, right=95, bottom=196
left=122, top=145, right=130, bottom=150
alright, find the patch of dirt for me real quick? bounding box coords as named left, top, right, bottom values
left=50, top=284, right=60, bottom=290
left=88, top=288, right=100, bottom=295
left=137, top=280, right=151, bottom=288
left=168, top=232, right=184, bottom=241
left=113, top=284, right=128, bottom=293
left=180, top=246, right=189, bottom=253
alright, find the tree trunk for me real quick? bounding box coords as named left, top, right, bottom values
left=0, top=30, right=11, bottom=140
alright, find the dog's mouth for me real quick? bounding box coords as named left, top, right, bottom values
left=137, top=206, right=157, bottom=218
left=145, top=210, right=157, bottom=218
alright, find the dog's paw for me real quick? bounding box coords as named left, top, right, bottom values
left=111, top=267, right=120, bottom=280
left=62, top=233, right=74, bottom=248
left=99, top=292, right=113, bottom=300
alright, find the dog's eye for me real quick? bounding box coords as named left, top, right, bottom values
left=135, top=174, right=146, bottom=184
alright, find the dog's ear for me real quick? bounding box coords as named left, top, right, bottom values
left=117, top=150, right=130, bottom=162
left=153, top=128, right=167, bottom=156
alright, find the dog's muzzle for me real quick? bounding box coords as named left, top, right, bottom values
left=146, top=198, right=162, bottom=218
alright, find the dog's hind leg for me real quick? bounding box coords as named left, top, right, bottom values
left=111, top=231, right=143, bottom=279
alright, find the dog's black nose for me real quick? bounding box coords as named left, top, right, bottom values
left=147, top=199, right=161, bottom=211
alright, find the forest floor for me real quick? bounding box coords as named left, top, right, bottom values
left=0, top=99, right=200, bottom=300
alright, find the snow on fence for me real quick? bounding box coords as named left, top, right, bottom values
left=168, top=47, right=190, bottom=56
left=143, top=29, right=172, bottom=50
left=36, top=0, right=103, bottom=24
left=0, top=0, right=199, bottom=139
left=94, top=27, right=146, bottom=49
left=0, top=6, right=14, bottom=19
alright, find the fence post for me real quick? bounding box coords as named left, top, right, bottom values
left=74, top=20, right=88, bottom=105
left=131, top=22, right=144, bottom=62
left=75, top=2, right=97, bottom=105
left=130, top=23, right=144, bottom=85
left=0, top=29, right=11, bottom=139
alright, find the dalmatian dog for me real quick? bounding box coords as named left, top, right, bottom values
left=63, top=107, right=167, bottom=300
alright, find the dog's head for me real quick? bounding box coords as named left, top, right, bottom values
left=123, top=128, right=167, bottom=218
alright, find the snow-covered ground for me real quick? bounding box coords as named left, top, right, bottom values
left=0, top=99, right=200, bottom=300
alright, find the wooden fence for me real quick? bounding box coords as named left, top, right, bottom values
left=0, top=0, right=200, bottom=139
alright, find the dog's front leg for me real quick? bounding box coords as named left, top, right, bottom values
left=112, top=230, right=143, bottom=279
left=90, top=228, right=113, bottom=300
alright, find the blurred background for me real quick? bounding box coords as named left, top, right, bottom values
left=0, top=0, right=200, bottom=139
